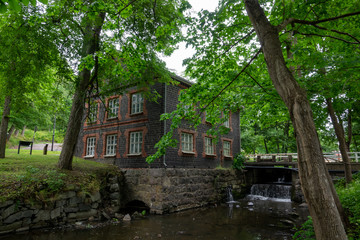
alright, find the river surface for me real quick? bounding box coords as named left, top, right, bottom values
left=0, top=198, right=308, bottom=240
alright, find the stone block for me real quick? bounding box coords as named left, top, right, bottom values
left=109, top=184, right=119, bottom=192
left=90, top=192, right=101, bottom=202
left=0, top=220, right=22, bottom=233
left=69, top=197, right=81, bottom=206
left=64, top=207, right=79, bottom=213
left=0, top=200, right=14, bottom=209
left=4, top=210, right=33, bottom=224
left=2, top=204, right=16, bottom=219
left=78, top=204, right=91, bottom=212
left=33, top=210, right=50, bottom=223
left=110, top=192, right=120, bottom=200
left=50, top=208, right=61, bottom=219
left=56, top=200, right=67, bottom=208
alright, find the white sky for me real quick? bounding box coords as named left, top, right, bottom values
left=160, top=0, right=220, bottom=77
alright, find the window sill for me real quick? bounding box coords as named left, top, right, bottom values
left=182, top=151, right=195, bottom=155
left=104, top=154, right=116, bottom=158
left=127, top=153, right=142, bottom=157
left=84, top=155, right=94, bottom=159
left=106, top=117, right=118, bottom=121
left=224, top=155, right=233, bottom=160
left=205, top=153, right=216, bottom=158
left=130, top=112, right=144, bottom=117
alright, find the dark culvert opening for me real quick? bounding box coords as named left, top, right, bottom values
left=121, top=200, right=150, bottom=215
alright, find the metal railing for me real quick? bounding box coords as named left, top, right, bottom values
left=246, top=152, right=360, bottom=163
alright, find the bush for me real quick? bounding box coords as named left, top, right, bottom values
left=232, top=153, right=246, bottom=170
left=293, top=216, right=315, bottom=240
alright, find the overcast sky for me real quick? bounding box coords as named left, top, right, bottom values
left=160, top=0, right=220, bottom=77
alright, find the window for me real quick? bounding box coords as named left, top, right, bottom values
left=223, top=141, right=231, bottom=157
left=181, top=132, right=194, bottom=153
left=106, top=135, right=117, bottom=156
left=205, top=137, right=215, bottom=155
left=223, top=117, right=230, bottom=128
left=131, top=92, right=144, bottom=114
left=129, top=131, right=143, bottom=155
left=86, top=137, right=96, bottom=157
left=107, top=98, right=119, bottom=119
left=88, top=103, right=98, bottom=123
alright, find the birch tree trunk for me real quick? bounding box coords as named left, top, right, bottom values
left=244, top=0, right=348, bottom=238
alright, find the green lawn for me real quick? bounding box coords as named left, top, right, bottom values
left=0, top=149, right=118, bottom=203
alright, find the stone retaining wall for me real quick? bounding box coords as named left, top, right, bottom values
left=121, top=168, right=245, bottom=214
left=0, top=174, right=123, bottom=235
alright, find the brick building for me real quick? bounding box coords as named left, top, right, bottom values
left=74, top=75, right=240, bottom=168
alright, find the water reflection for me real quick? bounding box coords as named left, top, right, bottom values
left=1, top=199, right=308, bottom=240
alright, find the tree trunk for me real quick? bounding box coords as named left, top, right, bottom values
left=244, top=1, right=348, bottom=239
left=58, top=12, right=105, bottom=170
left=7, top=124, right=15, bottom=141
left=21, top=125, right=26, bottom=137
left=0, top=96, right=11, bottom=158
left=326, top=98, right=352, bottom=183
left=346, top=110, right=352, bottom=152
left=14, top=129, right=19, bottom=137
left=264, top=138, right=268, bottom=153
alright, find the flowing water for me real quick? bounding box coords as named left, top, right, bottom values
left=0, top=199, right=308, bottom=240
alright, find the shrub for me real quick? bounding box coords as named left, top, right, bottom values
left=232, top=153, right=246, bottom=170
left=293, top=216, right=315, bottom=240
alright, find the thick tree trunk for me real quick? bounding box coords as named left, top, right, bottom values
left=0, top=96, right=11, bottom=158
left=326, top=98, right=352, bottom=183
left=244, top=1, right=348, bottom=239
left=21, top=125, right=26, bottom=137
left=58, top=12, right=105, bottom=170
left=7, top=124, right=15, bottom=141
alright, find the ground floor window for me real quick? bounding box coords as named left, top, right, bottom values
left=181, top=132, right=194, bottom=153
left=86, top=137, right=96, bottom=156
left=106, top=135, right=117, bottom=155
left=205, top=137, right=215, bottom=155
left=223, top=140, right=231, bottom=157
left=129, top=131, right=143, bottom=155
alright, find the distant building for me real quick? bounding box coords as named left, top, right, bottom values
left=74, top=75, right=240, bottom=168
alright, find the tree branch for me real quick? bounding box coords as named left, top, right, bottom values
left=277, top=11, right=360, bottom=31
left=200, top=48, right=262, bottom=115
left=297, top=32, right=360, bottom=44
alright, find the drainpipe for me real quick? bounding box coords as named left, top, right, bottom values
left=163, top=83, right=168, bottom=168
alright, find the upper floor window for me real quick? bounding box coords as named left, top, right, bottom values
left=181, top=132, right=194, bottom=153
left=86, top=137, right=96, bottom=157
left=131, top=92, right=144, bottom=115
left=106, top=135, right=117, bottom=156
left=88, top=103, right=98, bottom=123
left=205, top=137, right=215, bottom=155
left=129, top=131, right=143, bottom=155
left=107, top=98, right=119, bottom=119
left=223, top=117, right=230, bottom=128
left=223, top=140, right=231, bottom=157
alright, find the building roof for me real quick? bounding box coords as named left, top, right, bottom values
left=171, top=74, right=193, bottom=87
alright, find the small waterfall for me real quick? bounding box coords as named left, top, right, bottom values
left=249, top=184, right=291, bottom=201
left=226, top=185, right=234, bottom=202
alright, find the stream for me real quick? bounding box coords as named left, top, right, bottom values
left=0, top=197, right=308, bottom=240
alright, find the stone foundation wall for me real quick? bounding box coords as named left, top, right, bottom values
left=0, top=174, right=123, bottom=235
left=121, top=168, right=245, bottom=214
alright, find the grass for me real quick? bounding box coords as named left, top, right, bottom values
left=7, top=129, right=65, bottom=148
left=0, top=149, right=119, bottom=204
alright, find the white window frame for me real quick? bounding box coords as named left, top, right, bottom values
left=106, top=135, right=117, bottom=156
left=129, top=131, right=143, bottom=155
left=223, top=140, right=231, bottom=157
left=181, top=132, right=194, bottom=153
left=86, top=137, right=96, bottom=157
left=205, top=137, right=215, bottom=155
left=107, top=98, right=119, bottom=119
left=88, top=103, right=98, bottom=123
left=131, top=92, right=144, bottom=115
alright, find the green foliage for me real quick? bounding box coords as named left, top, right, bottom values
left=232, top=153, right=246, bottom=170
left=336, top=175, right=360, bottom=239
left=292, top=217, right=315, bottom=240
left=0, top=149, right=118, bottom=203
